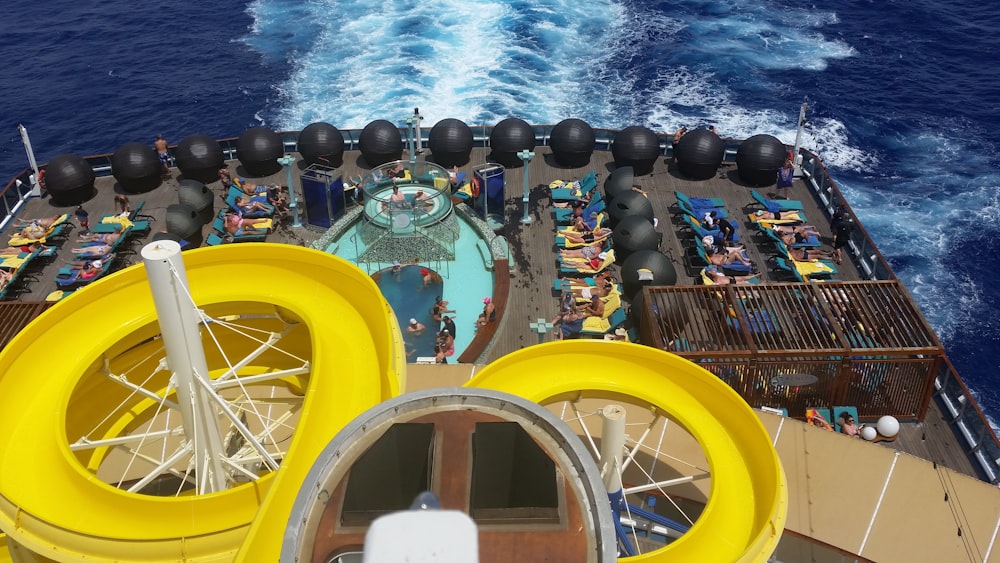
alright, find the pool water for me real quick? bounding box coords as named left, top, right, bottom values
left=327, top=216, right=494, bottom=360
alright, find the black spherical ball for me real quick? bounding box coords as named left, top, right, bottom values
left=736, top=134, right=787, bottom=186
left=429, top=118, right=474, bottom=167
left=45, top=154, right=96, bottom=206
left=111, top=142, right=162, bottom=194
left=489, top=118, right=535, bottom=167
left=237, top=127, right=284, bottom=177
left=621, top=250, right=677, bottom=301
left=550, top=118, right=595, bottom=167
left=674, top=129, right=725, bottom=180
left=604, top=166, right=635, bottom=202
left=612, top=215, right=661, bottom=262
left=359, top=120, right=404, bottom=167
left=175, top=134, right=225, bottom=184
left=298, top=122, right=345, bottom=167
left=607, top=189, right=654, bottom=227
left=611, top=126, right=661, bottom=176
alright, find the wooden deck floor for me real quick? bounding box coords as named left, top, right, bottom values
left=0, top=145, right=980, bottom=480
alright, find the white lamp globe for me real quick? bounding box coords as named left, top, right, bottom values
left=861, top=426, right=878, bottom=441
left=876, top=415, right=900, bottom=438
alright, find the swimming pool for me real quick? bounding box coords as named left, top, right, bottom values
left=326, top=214, right=494, bottom=361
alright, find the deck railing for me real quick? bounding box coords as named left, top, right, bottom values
left=6, top=124, right=998, bottom=482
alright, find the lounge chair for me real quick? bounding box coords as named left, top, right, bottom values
left=832, top=406, right=860, bottom=433
left=681, top=214, right=741, bottom=243
left=758, top=224, right=820, bottom=248
left=553, top=192, right=605, bottom=224
left=0, top=251, right=42, bottom=300
left=579, top=307, right=627, bottom=336
left=700, top=267, right=760, bottom=285
left=690, top=243, right=753, bottom=274
left=8, top=222, right=70, bottom=247
left=747, top=210, right=807, bottom=227
left=559, top=249, right=616, bottom=276
left=806, top=408, right=834, bottom=431
left=674, top=190, right=725, bottom=210
left=554, top=228, right=611, bottom=248
left=773, top=257, right=839, bottom=281
left=73, top=226, right=133, bottom=259
left=549, top=171, right=598, bottom=201
left=750, top=189, right=805, bottom=213
left=210, top=213, right=271, bottom=243
left=675, top=198, right=730, bottom=221
left=225, top=186, right=275, bottom=218
left=91, top=216, right=151, bottom=235
left=55, top=255, right=115, bottom=288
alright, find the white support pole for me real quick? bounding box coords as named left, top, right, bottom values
left=599, top=404, right=627, bottom=495
left=413, top=107, right=424, bottom=153
left=791, top=102, right=808, bottom=176
left=18, top=124, right=41, bottom=196
left=141, top=240, right=228, bottom=493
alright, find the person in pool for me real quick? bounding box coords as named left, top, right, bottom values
left=406, top=318, right=426, bottom=335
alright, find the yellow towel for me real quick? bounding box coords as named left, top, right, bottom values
left=794, top=260, right=834, bottom=276
left=0, top=256, right=28, bottom=269
left=102, top=216, right=134, bottom=228
left=582, top=316, right=611, bottom=333
left=748, top=211, right=805, bottom=227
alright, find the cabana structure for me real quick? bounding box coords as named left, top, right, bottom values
left=638, top=281, right=943, bottom=420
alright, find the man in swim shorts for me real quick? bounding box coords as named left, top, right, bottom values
left=155, top=135, right=170, bottom=179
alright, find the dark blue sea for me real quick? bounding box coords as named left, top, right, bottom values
left=2, top=0, right=998, bottom=420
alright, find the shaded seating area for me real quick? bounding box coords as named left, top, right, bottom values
left=635, top=282, right=944, bottom=421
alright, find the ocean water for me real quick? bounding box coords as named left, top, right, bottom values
left=2, top=0, right=998, bottom=420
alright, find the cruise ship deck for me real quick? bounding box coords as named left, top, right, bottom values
left=0, top=142, right=982, bottom=483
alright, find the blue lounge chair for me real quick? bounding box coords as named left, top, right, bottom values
left=225, top=186, right=275, bottom=218
left=550, top=171, right=598, bottom=201
left=55, top=255, right=115, bottom=288
left=691, top=243, right=752, bottom=273
left=91, top=218, right=150, bottom=235
left=675, top=198, right=730, bottom=221
left=211, top=213, right=269, bottom=243
left=750, top=189, right=805, bottom=213
left=675, top=190, right=725, bottom=210
left=681, top=214, right=740, bottom=243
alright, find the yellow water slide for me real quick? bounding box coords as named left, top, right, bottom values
left=465, top=341, right=787, bottom=562
left=0, top=244, right=404, bottom=562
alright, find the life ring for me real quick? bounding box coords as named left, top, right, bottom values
left=471, top=176, right=481, bottom=198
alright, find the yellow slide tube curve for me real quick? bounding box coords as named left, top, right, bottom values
left=464, top=340, right=787, bottom=563
left=0, top=244, right=404, bottom=562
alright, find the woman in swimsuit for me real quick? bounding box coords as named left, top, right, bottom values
left=223, top=214, right=269, bottom=236
left=561, top=227, right=612, bottom=245
left=234, top=196, right=271, bottom=215
left=559, top=242, right=604, bottom=261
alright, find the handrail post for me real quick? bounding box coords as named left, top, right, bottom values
left=517, top=150, right=534, bottom=224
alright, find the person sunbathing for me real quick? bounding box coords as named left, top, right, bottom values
left=17, top=222, right=49, bottom=241
left=0, top=268, right=11, bottom=287
left=78, top=232, right=123, bottom=245
left=772, top=224, right=819, bottom=237
left=551, top=309, right=584, bottom=340
left=583, top=295, right=605, bottom=318
left=234, top=196, right=271, bottom=215
left=266, top=185, right=289, bottom=212
left=0, top=242, right=48, bottom=255
left=787, top=246, right=836, bottom=262
left=15, top=215, right=64, bottom=229
left=223, top=213, right=269, bottom=236
left=752, top=209, right=803, bottom=222
left=72, top=244, right=113, bottom=257
left=702, top=237, right=752, bottom=266
left=64, top=255, right=114, bottom=281
left=560, top=227, right=612, bottom=245
left=559, top=242, right=604, bottom=261
left=703, top=266, right=761, bottom=285
left=838, top=412, right=861, bottom=438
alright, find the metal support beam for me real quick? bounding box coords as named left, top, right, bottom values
left=277, top=155, right=302, bottom=228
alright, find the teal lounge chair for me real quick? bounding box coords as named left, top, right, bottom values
left=578, top=307, right=627, bottom=336
left=682, top=214, right=741, bottom=243
left=675, top=190, right=725, bottom=210
left=832, top=406, right=860, bottom=433
left=91, top=219, right=150, bottom=235
left=759, top=224, right=820, bottom=248
left=690, top=243, right=752, bottom=274
left=550, top=171, right=598, bottom=201
left=750, top=189, right=805, bottom=212
left=675, top=198, right=730, bottom=221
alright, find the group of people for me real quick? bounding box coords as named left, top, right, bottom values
left=551, top=271, right=617, bottom=340
left=218, top=168, right=289, bottom=237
